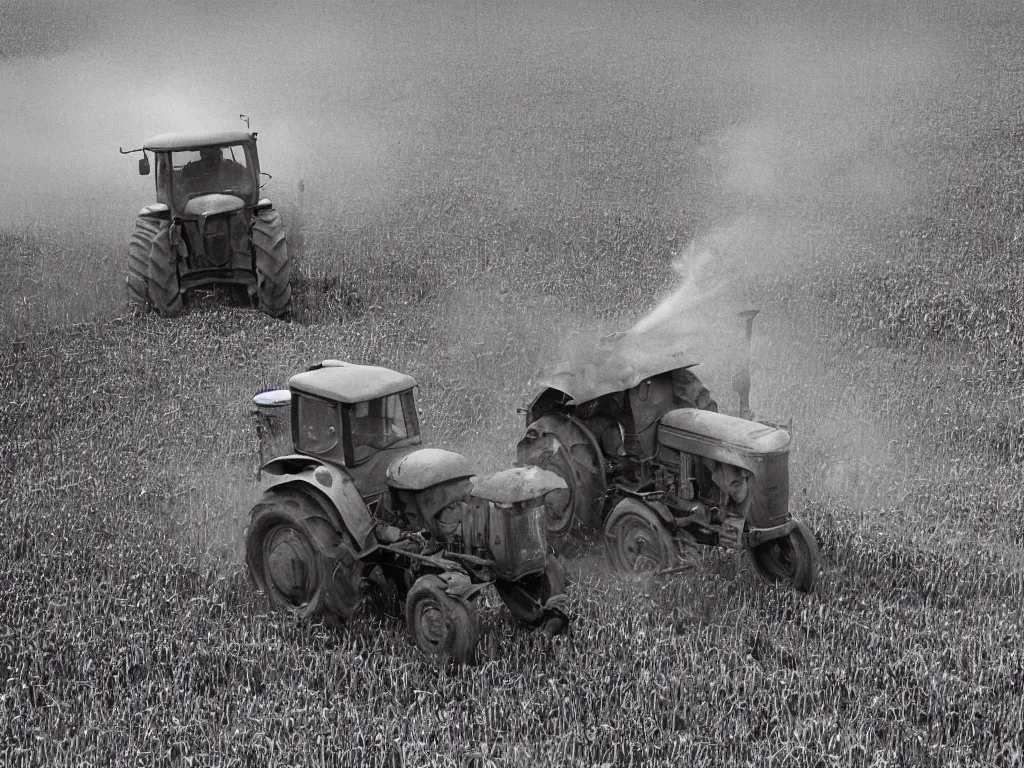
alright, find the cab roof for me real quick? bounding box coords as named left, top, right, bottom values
left=536, top=324, right=700, bottom=405
left=288, top=361, right=417, bottom=403
left=143, top=130, right=255, bottom=152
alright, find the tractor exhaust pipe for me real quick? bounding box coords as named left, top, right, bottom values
left=732, top=309, right=760, bottom=420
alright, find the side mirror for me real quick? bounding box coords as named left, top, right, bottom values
left=138, top=156, right=151, bottom=176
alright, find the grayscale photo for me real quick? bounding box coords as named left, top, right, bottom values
left=1, top=0, right=1021, bottom=765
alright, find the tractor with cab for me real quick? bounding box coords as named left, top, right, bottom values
left=246, top=360, right=569, bottom=663
left=120, top=124, right=291, bottom=319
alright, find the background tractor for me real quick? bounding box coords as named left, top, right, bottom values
left=516, top=314, right=821, bottom=592
left=246, top=361, right=569, bottom=663
left=120, top=126, right=291, bottom=319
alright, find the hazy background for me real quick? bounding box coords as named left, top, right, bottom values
left=2, top=0, right=1020, bottom=470
left=0, top=0, right=991, bottom=232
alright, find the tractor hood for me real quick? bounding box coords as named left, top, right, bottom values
left=471, top=466, right=567, bottom=504
left=386, top=448, right=476, bottom=491
left=182, top=193, right=246, bottom=219
left=658, top=408, right=790, bottom=473
left=536, top=324, right=700, bottom=405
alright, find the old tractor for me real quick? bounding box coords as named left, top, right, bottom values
left=245, top=361, right=569, bottom=663
left=120, top=125, right=291, bottom=319
left=516, top=314, right=821, bottom=592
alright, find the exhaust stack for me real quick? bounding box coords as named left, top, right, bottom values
left=732, top=309, right=760, bottom=420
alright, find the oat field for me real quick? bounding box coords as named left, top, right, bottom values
left=2, top=0, right=1023, bottom=765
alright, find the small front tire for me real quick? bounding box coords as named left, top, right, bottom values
left=605, top=503, right=676, bottom=575
left=750, top=519, right=820, bottom=593
left=405, top=575, right=480, bottom=664
left=494, top=556, right=568, bottom=631
left=126, top=216, right=183, bottom=317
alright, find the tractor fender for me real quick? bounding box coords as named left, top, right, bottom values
left=604, top=497, right=674, bottom=533
left=261, top=455, right=375, bottom=549
left=517, top=412, right=607, bottom=531
left=437, top=571, right=490, bottom=602
left=138, top=203, right=170, bottom=219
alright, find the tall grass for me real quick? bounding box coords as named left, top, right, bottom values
left=3, top=0, right=1024, bottom=765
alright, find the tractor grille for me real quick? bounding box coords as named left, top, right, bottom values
left=203, top=217, right=231, bottom=267
left=492, top=501, right=547, bottom=581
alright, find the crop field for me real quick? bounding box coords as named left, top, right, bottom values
left=2, top=0, right=1024, bottom=765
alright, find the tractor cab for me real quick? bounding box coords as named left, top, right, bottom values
left=141, top=130, right=262, bottom=215
left=286, top=361, right=422, bottom=495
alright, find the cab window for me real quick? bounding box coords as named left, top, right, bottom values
left=348, top=393, right=414, bottom=463
left=295, top=395, right=339, bottom=454
left=171, top=144, right=253, bottom=202
left=154, top=153, right=171, bottom=205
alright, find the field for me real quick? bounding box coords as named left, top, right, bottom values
left=2, top=0, right=1024, bottom=765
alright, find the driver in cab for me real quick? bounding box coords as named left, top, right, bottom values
left=179, top=146, right=245, bottom=192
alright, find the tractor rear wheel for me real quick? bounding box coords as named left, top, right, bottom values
left=126, top=216, right=183, bottom=317
left=147, top=221, right=183, bottom=317
left=245, top=488, right=362, bottom=622
left=252, top=208, right=292, bottom=320
left=605, top=502, right=676, bottom=575
left=494, top=556, right=568, bottom=633
left=516, top=414, right=606, bottom=537
left=405, top=575, right=480, bottom=664
left=750, top=520, right=820, bottom=593
left=127, top=217, right=157, bottom=314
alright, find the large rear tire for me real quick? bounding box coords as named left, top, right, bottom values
left=126, top=217, right=158, bottom=314
left=750, top=520, right=820, bottom=593
left=147, top=221, right=183, bottom=317
left=494, top=556, right=568, bottom=632
left=605, top=501, right=676, bottom=575
left=516, top=414, right=607, bottom=536
left=252, top=208, right=292, bottom=320
left=245, top=488, right=362, bottom=622
left=126, top=216, right=183, bottom=317
left=405, top=575, right=480, bottom=664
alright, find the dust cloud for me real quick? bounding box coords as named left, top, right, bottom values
left=0, top=0, right=976, bottom=229
left=2, top=0, right=1014, bottom=510
left=630, top=0, right=964, bottom=361
left=0, top=0, right=998, bottom=347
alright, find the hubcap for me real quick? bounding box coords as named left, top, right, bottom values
left=417, top=600, right=449, bottom=650
left=264, top=527, right=317, bottom=607
left=765, top=538, right=797, bottom=577
left=619, top=518, right=667, bottom=572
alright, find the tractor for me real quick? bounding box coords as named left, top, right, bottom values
left=516, top=312, right=821, bottom=592
left=120, top=125, right=291, bottom=319
left=245, top=360, right=569, bottom=663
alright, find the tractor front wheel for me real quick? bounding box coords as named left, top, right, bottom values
left=405, top=575, right=480, bottom=664
left=245, top=488, right=362, bottom=623
left=494, top=555, right=568, bottom=634
left=605, top=503, right=676, bottom=575
left=252, top=208, right=292, bottom=320
left=750, top=520, right=820, bottom=593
